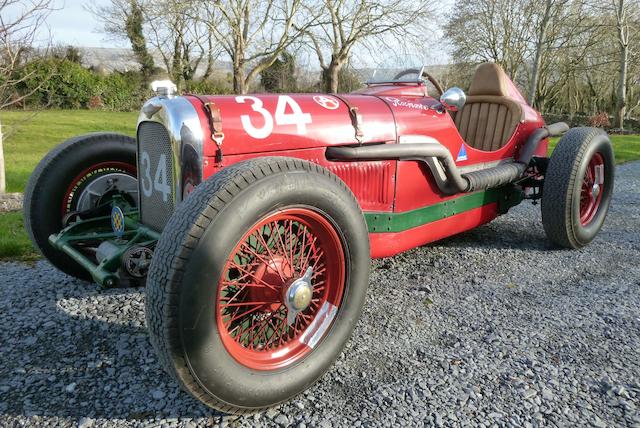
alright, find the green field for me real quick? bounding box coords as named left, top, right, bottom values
left=0, top=109, right=639, bottom=261
left=1, top=110, right=138, bottom=193
left=548, top=134, right=640, bottom=164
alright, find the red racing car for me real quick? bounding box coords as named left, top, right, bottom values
left=24, top=63, right=614, bottom=413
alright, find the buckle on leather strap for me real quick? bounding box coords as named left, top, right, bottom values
left=191, top=94, right=224, bottom=162
left=333, top=94, right=364, bottom=144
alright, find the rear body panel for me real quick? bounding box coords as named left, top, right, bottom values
left=137, top=81, right=544, bottom=258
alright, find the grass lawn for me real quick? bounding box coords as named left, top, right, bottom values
left=548, top=134, right=640, bottom=164
left=0, top=211, right=39, bottom=261
left=0, top=109, right=137, bottom=261
left=1, top=109, right=138, bottom=193
left=0, top=109, right=639, bottom=261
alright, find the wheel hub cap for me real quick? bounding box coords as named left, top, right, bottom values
left=285, top=267, right=313, bottom=325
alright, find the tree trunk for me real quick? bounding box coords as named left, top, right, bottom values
left=0, top=121, right=5, bottom=194
left=528, top=0, right=552, bottom=106
left=322, top=59, right=342, bottom=93
left=615, top=0, right=628, bottom=129
left=615, top=46, right=628, bottom=129
left=233, top=62, right=247, bottom=94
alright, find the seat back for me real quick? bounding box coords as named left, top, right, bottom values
left=452, top=64, right=523, bottom=152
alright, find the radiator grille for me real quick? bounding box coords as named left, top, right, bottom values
left=137, top=122, right=175, bottom=231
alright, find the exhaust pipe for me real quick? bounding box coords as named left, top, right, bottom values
left=326, top=123, right=569, bottom=195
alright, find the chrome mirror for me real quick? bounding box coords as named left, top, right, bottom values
left=439, top=87, right=466, bottom=112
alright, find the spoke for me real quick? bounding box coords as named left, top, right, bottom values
left=288, top=220, right=294, bottom=272
left=300, top=235, right=318, bottom=273
left=272, top=221, right=294, bottom=270
left=220, top=301, right=270, bottom=307
left=296, top=224, right=308, bottom=272
left=224, top=305, right=264, bottom=328
left=240, top=241, right=286, bottom=282
left=220, top=284, right=248, bottom=307
left=255, top=229, right=290, bottom=281
left=226, top=263, right=278, bottom=292
left=251, top=314, right=276, bottom=348
left=266, top=315, right=286, bottom=349
left=311, top=266, right=326, bottom=279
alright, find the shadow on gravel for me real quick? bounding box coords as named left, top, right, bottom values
left=0, top=267, right=227, bottom=423
left=430, top=211, right=553, bottom=252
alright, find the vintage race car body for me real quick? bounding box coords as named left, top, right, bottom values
left=138, top=65, right=545, bottom=259
left=32, top=63, right=614, bottom=413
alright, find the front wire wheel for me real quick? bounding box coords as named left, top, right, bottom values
left=146, top=157, right=370, bottom=413
left=218, top=208, right=345, bottom=370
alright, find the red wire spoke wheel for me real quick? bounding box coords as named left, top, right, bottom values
left=146, top=157, right=370, bottom=413
left=217, top=208, right=345, bottom=370
left=578, top=152, right=604, bottom=226
left=542, top=128, right=614, bottom=248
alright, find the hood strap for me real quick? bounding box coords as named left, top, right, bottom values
left=331, top=94, right=364, bottom=144
left=191, top=94, right=224, bottom=163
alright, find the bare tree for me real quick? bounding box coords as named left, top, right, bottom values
left=302, top=0, right=432, bottom=93
left=527, top=0, right=599, bottom=108
left=89, top=0, right=156, bottom=79
left=194, top=0, right=312, bottom=94
left=445, top=0, right=535, bottom=81
left=0, top=0, right=56, bottom=194
left=610, top=0, right=638, bottom=128
left=92, top=0, right=215, bottom=89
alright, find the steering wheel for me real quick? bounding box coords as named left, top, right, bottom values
left=392, top=68, right=444, bottom=96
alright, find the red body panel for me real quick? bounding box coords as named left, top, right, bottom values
left=188, top=80, right=545, bottom=258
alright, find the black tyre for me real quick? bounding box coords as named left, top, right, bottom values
left=24, top=133, right=138, bottom=280
left=541, top=127, right=614, bottom=248
left=146, top=157, right=370, bottom=413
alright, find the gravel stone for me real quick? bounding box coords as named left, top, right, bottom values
left=0, top=161, right=639, bottom=427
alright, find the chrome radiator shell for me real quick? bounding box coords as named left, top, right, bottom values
left=136, top=96, right=204, bottom=231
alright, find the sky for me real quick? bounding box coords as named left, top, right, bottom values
left=40, top=0, right=451, bottom=65
left=45, top=0, right=126, bottom=48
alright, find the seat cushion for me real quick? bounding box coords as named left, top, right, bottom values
left=452, top=95, right=523, bottom=152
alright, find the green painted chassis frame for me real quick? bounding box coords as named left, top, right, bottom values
left=49, top=212, right=159, bottom=287
left=48, top=186, right=522, bottom=288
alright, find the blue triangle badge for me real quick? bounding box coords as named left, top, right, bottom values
left=456, top=144, right=468, bottom=162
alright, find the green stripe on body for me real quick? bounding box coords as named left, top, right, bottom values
left=364, top=187, right=522, bottom=233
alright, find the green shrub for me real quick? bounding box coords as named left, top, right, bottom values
left=97, top=71, right=148, bottom=111
left=16, top=58, right=98, bottom=108
left=185, top=76, right=232, bottom=95
left=14, top=58, right=148, bottom=111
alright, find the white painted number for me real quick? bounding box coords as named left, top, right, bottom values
left=140, top=151, right=153, bottom=197
left=140, top=150, right=171, bottom=202
left=235, top=95, right=312, bottom=139
left=236, top=96, right=273, bottom=139
left=274, top=95, right=312, bottom=135
left=153, top=154, right=171, bottom=202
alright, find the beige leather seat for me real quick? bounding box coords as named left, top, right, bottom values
left=452, top=63, right=524, bottom=151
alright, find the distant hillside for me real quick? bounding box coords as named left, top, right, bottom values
left=76, top=47, right=232, bottom=75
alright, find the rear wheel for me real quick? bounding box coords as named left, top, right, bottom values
left=145, top=157, right=370, bottom=413
left=24, top=133, right=137, bottom=280
left=541, top=127, right=614, bottom=248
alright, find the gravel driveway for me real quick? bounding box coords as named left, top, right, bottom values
left=1, top=162, right=639, bottom=428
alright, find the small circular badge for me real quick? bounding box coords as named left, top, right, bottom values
left=111, top=206, right=126, bottom=238
left=313, top=95, right=340, bottom=110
